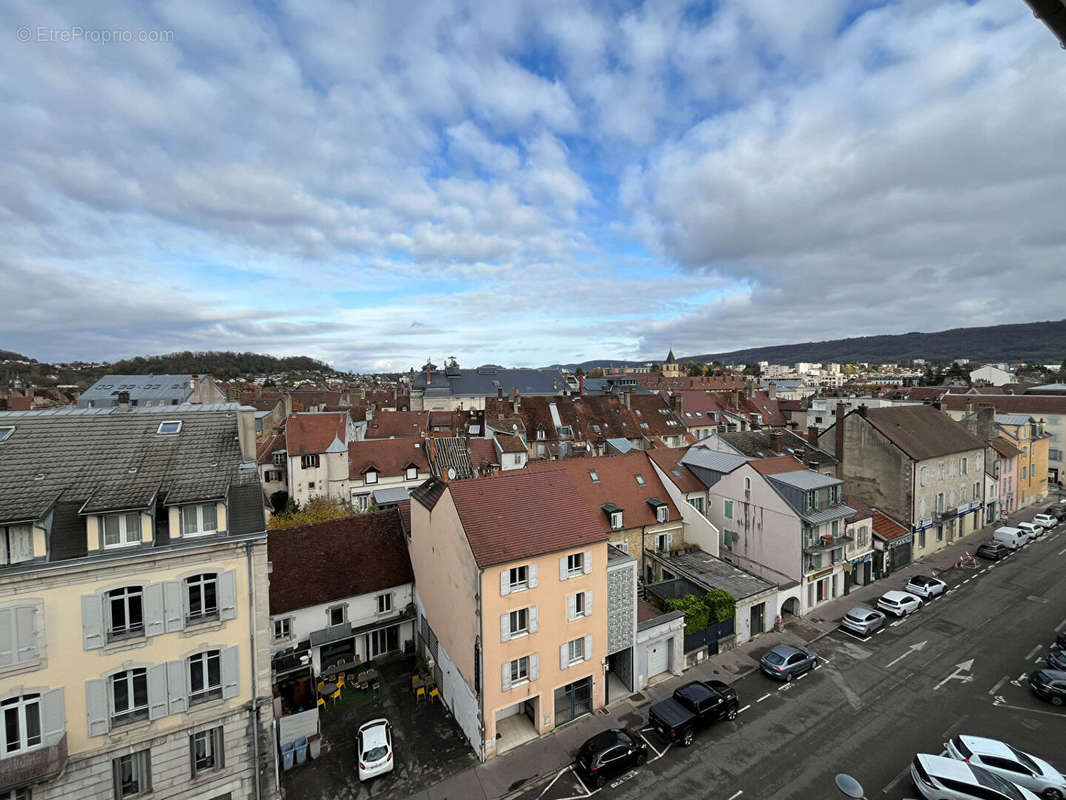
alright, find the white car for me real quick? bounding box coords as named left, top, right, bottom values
left=877, top=590, right=923, bottom=617
left=1017, top=521, right=1044, bottom=540
left=905, top=575, right=947, bottom=599
left=911, top=753, right=1042, bottom=800
left=357, top=719, right=394, bottom=782
left=1032, top=514, right=1058, bottom=530
left=946, top=735, right=1066, bottom=800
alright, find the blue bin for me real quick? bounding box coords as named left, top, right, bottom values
left=281, top=741, right=295, bottom=771
left=294, top=736, right=309, bottom=766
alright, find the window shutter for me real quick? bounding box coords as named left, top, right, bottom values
left=530, top=653, right=539, bottom=681
left=584, top=591, right=593, bottom=617
left=85, top=678, right=109, bottom=737
left=583, top=634, right=593, bottom=662
left=219, top=570, right=237, bottom=621
left=559, top=556, right=568, bottom=581
left=501, top=662, right=511, bottom=691
left=221, top=645, right=239, bottom=699
left=529, top=605, right=538, bottom=633
left=148, top=663, right=168, bottom=720
left=15, top=606, right=37, bottom=663
left=164, top=581, right=185, bottom=633
left=529, top=563, right=538, bottom=588
left=583, top=551, right=592, bottom=574
left=81, top=594, right=104, bottom=650
left=500, top=613, right=510, bottom=642
left=143, top=583, right=165, bottom=637
left=567, top=593, right=577, bottom=622
left=41, top=687, right=65, bottom=746
left=500, top=570, right=510, bottom=596
left=0, top=609, right=12, bottom=666
left=666, top=533, right=673, bottom=551
left=167, top=660, right=188, bottom=714
left=560, top=643, right=568, bottom=671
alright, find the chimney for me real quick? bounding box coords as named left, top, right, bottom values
left=553, top=378, right=558, bottom=391
left=623, top=390, right=631, bottom=409
left=977, top=405, right=994, bottom=441
left=807, top=425, right=819, bottom=446
left=966, top=401, right=974, bottom=418
left=768, top=381, right=777, bottom=400
left=857, top=404, right=867, bottom=418
left=730, top=389, right=739, bottom=409
left=835, top=402, right=846, bottom=465
left=497, top=385, right=503, bottom=400
left=425, top=361, right=432, bottom=385
left=671, top=393, right=683, bottom=415
left=117, top=391, right=130, bottom=411
left=428, top=436, right=440, bottom=480
left=578, top=374, right=585, bottom=395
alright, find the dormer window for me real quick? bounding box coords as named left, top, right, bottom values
left=611, top=511, right=623, bottom=530
left=657, top=506, right=668, bottom=523
left=102, top=513, right=142, bottom=549
left=405, top=466, right=418, bottom=480
left=0, top=426, right=14, bottom=442
left=181, top=503, right=218, bottom=537
left=272, top=452, right=285, bottom=466
left=537, top=430, right=546, bottom=440
left=365, top=470, right=378, bottom=485
left=0, top=524, right=34, bottom=564
left=157, top=420, right=182, bottom=435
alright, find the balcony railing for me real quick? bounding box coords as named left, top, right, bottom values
left=0, top=733, right=67, bottom=793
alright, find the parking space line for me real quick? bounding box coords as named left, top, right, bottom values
left=538, top=766, right=578, bottom=800
left=570, top=765, right=595, bottom=798
left=988, top=676, right=1007, bottom=696
left=737, top=704, right=751, bottom=714
left=963, top=578, right=971, bottom=584
left=638, top=732, right=666, bottom=761
left=1025, top=645, right=1042, bottom=659
left=797, top=672, right=808, bottom=680
left=991, top=700, right=1066, bottom=719
left=882, top=763, right=911, bottom=794
left=876, top=628, right=886, bottom=634
left=1058, top=546, right=1066, bottom=556
left=727, top=791, right=743, bottom=800
left=818, top=655, right=831, bottom=664
left=814, top=663, right=822, bottom=670
left=1056, top=619, right=1066, bottom=632
left=756, top=693, right=771, bottom=703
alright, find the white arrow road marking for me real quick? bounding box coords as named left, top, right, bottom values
left=885, top=640, right=928, bottom=669
left=934, top=659, right=975, bottom=690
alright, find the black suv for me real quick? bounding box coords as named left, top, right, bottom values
left=575, top=729, right=648, bottom=788
left=976, top=541, right=1009, bottom=560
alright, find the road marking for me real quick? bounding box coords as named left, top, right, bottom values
left=737, top=704, right=751, bottom=714
left=947, top=588, right=956, bottom=593
left=882, top=763, right=912, bottom=794
left=992, top=699, right=1066, bottom=719
left=756, top=693, right=771, bottom=703
left=797, top=672, right=808, bottom=680
left=979, top=568, right=987, bottom=574
left=963, top=578, right=972, bottom=584
left=987, top=564, right=996, bottom=569
left=890, top=619, right=905, bottom=627
left=1026, top=645, right=1042, bottom=660
left=727, top=791, right=743, bottom=800
left=885, top=640, right=928, bottom=669
left=1058, top=546, right=1066, bottom=556
left=876, top=628, right=885, bottom=635
left=934, top=659, right=975, bottom=691
left=988, top=676, right=1008, bottom=696
left=569, top=764, right=596, bottom=798
left=818, top=655, right=831, bottom=664
left=1056, top=619, right=1066, bottom=632
left=778, top=682, right=793, bottom=692
left=537, top=766, right=575, bottom=800
left=814, top=663, right=822, bottom=670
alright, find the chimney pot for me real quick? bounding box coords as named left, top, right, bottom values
left=835, top=402, right=846, bottom=465
left=578, top=374, right=585, bottom=395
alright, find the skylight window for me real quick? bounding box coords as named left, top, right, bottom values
left=589, top=471, right=599, bottom=482
left=0, top=426, right=14, bottom=442
left=635, top=474, right=646, bottom=485
left=157, top=421, right=182, bottom=435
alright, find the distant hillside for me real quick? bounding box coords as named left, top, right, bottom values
left=107, top=351, right=337, bottom=381
left=0, top=349, right=35, bottom=362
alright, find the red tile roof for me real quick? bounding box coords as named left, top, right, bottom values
left=871, top=510, right=910, bottom=541
left=646, top=447, right=705, bottom=492
left=447, top=470, right=606, bottom=568
left=347, top=438, right=429, bottom=479
left=990, top=436, right=1022, bottom=460
left=257, top=429, right=287, bottom=464
left=749, top=455, right=806, bottom=475
left=366, top=410, right=430, bottom=438
left=494, top=433, right=526, bottom=453
left=267, top=510, right=413, bottom=614
left=469, top=438, right=500, bottom=471
left=285, top=412, right=347, bottom=455
left=627, top=394, right=688, bottom=437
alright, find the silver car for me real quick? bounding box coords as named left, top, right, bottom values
left=840, top=606, right=886, bottom=636
left=759, top=644, right=817, bottom=681
left=946, top=735, right=1066, bottom=800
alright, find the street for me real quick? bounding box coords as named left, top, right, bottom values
left=523, top=526, right=1066, bottom=800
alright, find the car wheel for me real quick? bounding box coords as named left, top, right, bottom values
left=682, top=730, right=694, bottom=746
left=1051, top=695, right=1064, bottom=707
left=595, top=774, right=606, bottom=789
left=726, top=705, right=738, bottom=721
left=636, top=750, right=648, bottom=766
left=784, top=670, right=793, bottom=683
left=1043, top=789, right=1064, bottom=800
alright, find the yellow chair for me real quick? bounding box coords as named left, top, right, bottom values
left=336, top=675, right=346, bottom=690
left=428, top=687, right=440, bottom=704
left=416, top=686, right=426, bottom=703
left=316, top=681, right=326, bottom=694
left=316, top=697, right=326, bottom=710
left=330, top=688, right=342, bottom=705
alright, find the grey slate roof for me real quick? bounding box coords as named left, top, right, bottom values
left=0, top=404, right=260, bottom=528
left=859, top=405, right=986, bottom=461
left=994, top=413, right=1032, bottom=426
left=680, top=448, right=750, bottom=475
left=767, top=470, right=841, bottom=491
left=372, top=487, right=410, bottom=505
left=412, top=365, right=568, bottom=397
left=653, top=550, right=777, bottom=601
left=76, top=374, right=195, bottom=408
left=718, top=429, right=837, bottom=466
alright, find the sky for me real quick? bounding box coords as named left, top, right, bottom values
left=3, top=0, right=1066, bottom=373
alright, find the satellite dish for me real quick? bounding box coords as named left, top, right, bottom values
left=834, top=774, right=865, bottom=799
left=447, top=468, right=456, bottom=480
left=512, top=423, right=518, bottom=431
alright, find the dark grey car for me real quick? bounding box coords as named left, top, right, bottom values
left=759, top=644, right=817, bottom=681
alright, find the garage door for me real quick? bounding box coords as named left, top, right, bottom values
left=646, top=642, right=669, bottom=678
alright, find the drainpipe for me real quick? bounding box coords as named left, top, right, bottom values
left=246, top=540, right=264, bottom=800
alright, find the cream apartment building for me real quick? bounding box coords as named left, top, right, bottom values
left=408, top=472, right=607, bottom=760
left=0, top=404, right=277, bottom=800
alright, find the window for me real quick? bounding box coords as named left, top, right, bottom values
left=589, top=471, right=599, bottom=482
left=973, top=482, right=980, bottom=500
left=537, top=430, right=546, bottom=440
left=655, top=533, right=672, bottom=551
left=328, top=605, right=346, bottom=626
left=301, top=454, right=320, bottom=469
left=188, top=650, right=222, bottom=705
left=1022, top=466, right=1028, bottom=479
left=918, top=531, right=926, bottom=549
left=613, top=540, right=629, bottom=554
left=507, top=565, right=528, bottom=592
left=936, top=526, right=943, bottom=543
left=656, top=505, right=668, bottom=523
left=181, top=504, right=217, bottom=537
left=272, top=452, right=285, bottom=466
left=635, top=474, right=646, bottom=486
left=265, top=470, right=282, bottom=483
left=107, top=587, right=144, bottom=640
left=688, top=496, right=704, bottom=514
left=567, top=553, right=584, bottom=576
left=743, top=476, right=752, bottom=492
left=610, top=511, right=623, bottom=530
left=1, top=694, right=40, bottom=754
left=191, top=727, right=224, bottom=777
left=567, top=637, right=585, bottom=664
left=0, top=427, right=13, bottom=442
left=857, top=525, right=868, bottom=548
left=364, top=470, right=378, bottom=485
left=574, top=592, right=587, bottom=617
left=272, top=618, right=291, bottom=641
left=405, top=466, right=418, bottom=480
left=0, top=525, right=34, bottom=565
left=354, top=493, right=369, bottom=512
left=936, top=493, right=945, bottom=514
left=508, top=609, right=528, bottom=636
left=723, top=530, right=734, bottom=551
left=157, top=421, right=182, bottom=435
left=111, top=669, right=148, bottom=725
left=1050, top=449, right=1063, bottom=461
left=186, top=573, right=218, bottom=623
left=724, top=500, right=734, bottom=520
left=507, top=656, right=529, bottom=685
left=920, top=466, right=928, bottom=487
left=831, top=520, right=839, bottom=537
left=102, top=513, right=142, bottom=549
left=961, top=457, right=968, bottom=475
left=113, top=749, right=151, bottom=798
left=376, top=593, right=392, bottom=614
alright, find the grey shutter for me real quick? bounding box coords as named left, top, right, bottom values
left=584, top=591, right=593, bottom=617
left=0, top=608, right=13, bottom=666
left=41, top=687, right=65, bottom=746
left=81, top=594, right=104, bottom=650
left=583, top=634, right=593, bottom=662
left=164, top=581, right=184, bottom=632
left=501, top=662, right=511, bottom=692
left=500, top=613, right=509, bottom=643
left=529, top=605, right=538, bottom=634
left=529, top=563, right=538, bottom=588
left=221, top=645, right=239, bottom=699
left=148, top=664, right=168, bottom=720
left=85, top=678, right=109, bottom=737
left=167, top=660, right=188, bottom=714
left=15, top=606, right=36, bottom=663
left=500, top=570, right=510, bottom=596
left=559, top=556, right=568, bottom=581
left=567, top=593, right=577, bottom=622
left=219, top=570, right=237, bottom=621
left=559, top=643, right=568, bottom=671
left=583, top=551, right=592, bottom=574
left=529, top=653, right=539, bottom=682
left=143, top=584, right=165, bottom=638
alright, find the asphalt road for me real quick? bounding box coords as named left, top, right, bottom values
left=529, top=526, right=1066, bottom=800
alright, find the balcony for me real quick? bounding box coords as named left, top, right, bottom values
left=0, top=733, right=68, bottom=793
left=803, top=534, right=853, bottom=555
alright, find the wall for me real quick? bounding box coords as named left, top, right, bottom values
left=635, top=615, right=684, bottom=689
left=648, top=461, right=719, bottom=558
left=822, top=414, right=913, bottom=526
left=910, top=449, right=985, bottom=558
left=606, top=560, right=636, bottom=656
left=287, top=454, right=329, bottom=507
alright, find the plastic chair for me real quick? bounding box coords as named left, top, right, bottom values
left=316, top=697, right=326, bottom=710
left=416, top=686, right=426, bottom=703
left=330, top=688, right=342, bottom=705
left=336, top=674, right=346, bottom=689
left=428, top=687, right=440, bottom=704
left=316, top=681, right=326, bottom=694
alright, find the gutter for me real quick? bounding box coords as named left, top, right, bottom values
left=246, top=539, right=263, bottom=800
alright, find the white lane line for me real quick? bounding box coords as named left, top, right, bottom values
left=737, top=704, right=751, bottom=714
left=882, top=763, right=912, bottom=794
left=963, top=578, right=972, bottom=584
left=947, top=588, right=956, bottom=593
left=818, top=656, right=831, bottom=664
left=1058, top=546, right=1066, bottom=556
left=988, top=564, right=996, bottom=569
left=1056, top=619, right=1066, bottom=632
left=756, top=693, right=771, bottom=703
left=876, top=628, right=886, bottom=635
left=727, top=791, right=744, bottom=800
left=814, top=663, right=822, bottom=670
left=1026, top=644, right=1042, bottom=660
left=797, top=672, right=808, bottom=680
left=992, top=700, right=1066, bottom=719
left=988, top=676, right=1007, bottom=696
left=979, top=568, right=987, bottom=574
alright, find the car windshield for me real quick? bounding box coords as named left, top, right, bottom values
left=971, top=764, right=1025, bottom=800
left=764, top=651, right=786, bottom=665
left=363, top=744, right=388, bottom=762
left=845, top=612, right=864, bottom=621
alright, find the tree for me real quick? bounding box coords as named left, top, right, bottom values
left=268, top=490, right=289, bottom=515
left=705, top=589, right=736, bottom=623
left=664, top=594, right=710, bottom=636
left=742, top=363, right=762, bottom=377
left=686, top=362, right=704, bottom=377
left=267, top=496, right=354, bottom=529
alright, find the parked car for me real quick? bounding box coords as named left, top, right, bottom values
left=1045, top=505, right=1066, bottom=521
left=993, top=527, right=1028, bottom=550
left=976, top=541, right=1010, bottom=560
left=877, top=590, right=923, bottom=617
left=840, top=606, right=887, bottom=636
left=911, top=753, right=1042, bottom=800
left=574, top=728, right=648, bottom=788
left=357, top=719, right=394, bottom=781
left=946, top=735, right=1066, bottom=800
left=906, top=575, right=947, bottom=599
left=1028, top=670, right=1066, bottom=707
left=1057, top=629, right=1066, bottom=649
left=1032, top=513, right=1059, bottom=530
left=648, top=680, right=739, bottom=746
left=1018, top=521, right=1044, bottom=539
left=1049, top=650, right=1066, bottom=671
left=759, top=644, right=817, bottom=681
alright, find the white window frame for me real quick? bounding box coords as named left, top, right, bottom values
left=574, top=592, right=587, bottom=617
left=354, top=493, right=370, bottom=512
left=157, top=421, right=182, bottom=435
left=507, top=565, right=528, bottom=592
left=111, top=668, right=149, bottom=725
left=327, top=605, right=346, bottom=626
left=508, top=656, right=529, bottom=686
left=610, top=511, right=623, bottom=530
left=102, top=513, right=142, bottom=549
left=567, top=637, right=585, bottom=665
left=508, top=608, right=528, bottom=638
left=656, top=505, right=668, bottom=523
left=106, top=586, right=144, bottom=640
left=301, top=454, right=320, bottom=469
left=181, top=504, right=218, bottom=537
left=364, top=470, right=378, bottom=485
left=566, top=553, right=584, bottom=577
left=272, top=618, right=292, bottom=641
left=0, top=524, right=34, bottom=565
left=272, top=452, right=286, bottom=466
left=613, top=540, right=629, bottom=554
left=376, top=593, right=392, bottom=614
left=405, top=466, right=418, bottom=480
left=655, top=533, right=671, bottom=552
left=113, top=748, right=152, bottom=798
left=188, top=650, right=222, bottom=706
left=186, top=573, right=219, bottom=623
left=635, top=474, right=646, bottom=486
left=191, top=727, right=224, bottom=777
left=0, top=694, right=41, bottom=754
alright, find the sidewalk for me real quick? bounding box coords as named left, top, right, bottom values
left=414, top=501, right=1052, bottom=800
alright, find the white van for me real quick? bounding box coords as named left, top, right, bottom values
left=992, top=526, right=1026, bottom=550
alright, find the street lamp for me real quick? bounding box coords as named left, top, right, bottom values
left=835, top=774, right=866, bottom=799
